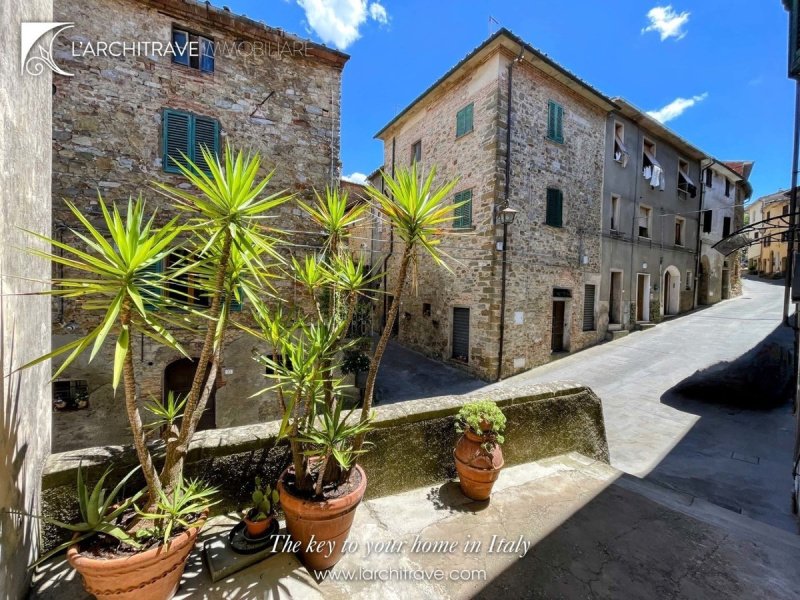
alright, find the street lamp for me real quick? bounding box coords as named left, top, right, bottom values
left=496, top=201, right=517, bottom=382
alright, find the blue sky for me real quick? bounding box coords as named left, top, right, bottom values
left=225, top=1, right=793, bottom=202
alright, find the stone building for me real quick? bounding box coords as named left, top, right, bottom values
left=374, top=29, right=615, bottom=381
left=696, top=160, right=752, bottom=305
left=754, top=189, right=793, bottom=277
left=50, top=0, right=348, bottom=450
left=746, top=197, right=765, bottom=271
left=599, top=98, right=704, bottom=330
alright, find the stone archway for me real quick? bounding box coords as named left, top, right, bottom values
left=163, top=358, right=216, bottom=431
left=663, top=265, right=681, bottom=316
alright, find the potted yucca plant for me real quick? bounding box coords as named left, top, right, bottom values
left=246, top=165, right=462, bottom=570
left=23, top=146, right=288, bottom=599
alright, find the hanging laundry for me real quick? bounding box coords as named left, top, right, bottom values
left=643, top=165, right=652, bottom=180
left=650, top=164, right=663, bottom=189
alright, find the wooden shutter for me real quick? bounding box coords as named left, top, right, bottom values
left=456, top=109, right=465, bottom=137
left=141, top=259, right=163, bottom=310
left=464, top=103, right=473, bottom=133
left=583, top=285, right=596, bottom=331
left=452, top=307, right=470, bottom=362
left=703, top=210, right=712, bottom=233
left=193, top=116, right=219, bottom=173
left=453, top=190, right=472, bottom=228
left=172, top=29, right=190, bottom=66
left=456, top=104, right=473, bottom=137
left=548, top=101, right=563, bottom=142
left=163, top=110, right=191, bottom=173
left=546, top=188, right=563, bottom=227
left=200, top=37, right=215, bottom=73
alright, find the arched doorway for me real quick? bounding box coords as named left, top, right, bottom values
left=663, top=266, right=681, bottom=316
left=163, top=358, right=216, bottom=431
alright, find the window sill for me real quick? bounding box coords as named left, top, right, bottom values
left=545, top=136, right=564, bottom=145
left=638, top=235, right=651, bottom=241
left=452, top=225, right=476, bottom=231
left=455, top=129, right=474, bottom=140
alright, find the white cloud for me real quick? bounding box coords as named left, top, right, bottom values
left=369, top=2, right=388, bottom=25
left=296, top=0, right=389, bottom=50
left=642, top=5, right=690, bottom=41
left=646, top=93, right=708, bottom=123
left=343, top=172, right=368, bottom=184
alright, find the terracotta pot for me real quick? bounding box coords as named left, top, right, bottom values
left=243, top=511, right=272, bottom=538
left=277, top=464, right=366, bottom=571
left=454, top=430, right=504, bottom=501
left=66, top=512, right=206, bottom=600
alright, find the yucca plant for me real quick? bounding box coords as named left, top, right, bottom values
left=24, top=145, right=290, bottom=530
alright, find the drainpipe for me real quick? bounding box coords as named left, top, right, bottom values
left=497, top=52, right=520, bottom=382
left=628, top=123, right=643, bottom=325
left=382, top=137, right=396, bottom=330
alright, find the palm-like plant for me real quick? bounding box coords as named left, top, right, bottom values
left=26, top=145, right=290, bottom=515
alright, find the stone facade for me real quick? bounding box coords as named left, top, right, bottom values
left=755, top=190, right=793, bottom=277
left=697, top=162, right=748, bottom=305
left=375, top=30, right=614, bottom=380
left=746, top=198, right=764, bottom=270
left=1, top=1, right=54, bottom=596
left=50, top=0, right=347, bottom=450
left=600, top=99, right=703, bottom=329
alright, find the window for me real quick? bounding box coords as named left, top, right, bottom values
left=610, top=194, right=620, bottom=231
left=546, top=188, right=563, bottom=227
left=674, top=217, right=685, bottom=246
left=452, top=307, right=470, bottom=362
left=783, top=205, right=790, bottom=216
left=172, top=27, right=214, bottom=72
left=685, top=271, right=692, bottom=291
left=677, top=159, right=695, bottom=200
left=410, top=140, right=422, bottom=164
left=638, top=205, right=651, bottom=238
left=422, top=303, right=431, bottom=317
left=146, top=252, right=242, bottom=312
left=162, top=109, right=220, bottom=174
left=264, top=354, right=292, bottom=376
left=754, top=232, right=759, bottom=240
left=722, top=216, right=731, bottom=238
left=725, top=178, right=731, bottom=197
left=453, top=189, right=472, bottom=228
left=456, top=103, right=474, bottom=137
left=705, top=168, right=713, bottom=188
left=582, top=284, right=596, bottom=331
left=53, top=379, right=89, bottom=411
left=547, top=101, right=564, bottom=143
left=703, top=209, right=713, bottom=233
left=613, top=122, right=628, bottom=166
left=642, top=139, right=661, bottom=179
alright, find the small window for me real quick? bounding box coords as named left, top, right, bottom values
left=456, top=103, right=474, bottom=137
left=722, top=216, right=731, bottom=238
left=411, top=140, right=422, bottom=164
left=638, top=205, right=651, bottom=238
left=783, top=205, right=790, bottom=216
left=674, top=217, right=685, bottom=246
left=613, top=122, right=628, bottom=166
left=642, top=139, right=661, bottom=179
left=172, top=27, right=214, bottom=72
left=546, top=188, right=563, bottom=227
left=453, top=189, right=473, bottom=228
left=165, top=251, right=210, bottom=308
left=264, top=354, right=292, bottom=376
left=610, top=194, right=620, bottom=231
left=677, top=159, right=695, bottom=200
left=162, top=109, right=220, bottom=174
left=705, top=168, right=713, bottom=187
left=547, top=101, right=564, bottom=143
left=702, top=209, right=713, bottom=233
left=754, top=232, right=760, bottom=240
left=725, top=178, right=731, bottom=197
left=685, top=271, right=692, bottom=291
left=582, top=284, right=596, bottom=331
left=53, top=379, right=89, bottom=411
left=422, top=303, right=431, bottom=317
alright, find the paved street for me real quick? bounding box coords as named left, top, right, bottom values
left=503, top=276, right=798, bottom=532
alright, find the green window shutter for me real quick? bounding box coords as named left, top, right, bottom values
left=193, top=116, right=219, bottom=174
left=546, top=188, right=563, bottom=227
left=229, top=286, right=243, bottom=312
left=456, top=103, right=474, bottom=137
left=456, top=110, right=465, bottom=137
left=141, top=259, right=164, bottom=310
left=548, top=101, right=564, bottom=143
left=465, top=103, right=473, bottom=134
left=453, top=190, right=472, bottom=228
left=163, top=110, right=192, bottom=173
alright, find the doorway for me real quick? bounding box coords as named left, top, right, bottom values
left=636, top=274, right=651, bottom=322
left=163, top=358, right=216, bottom=431
left=452, top=307, right=470, bottom=362
left=609, top=271, right=623, bottom=325
left=551, top=301, right=566, bottom=352
left=663, top=266, right=680, bottom=316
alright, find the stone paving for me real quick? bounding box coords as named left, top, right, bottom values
left=32, top=453, right=800, bottom=599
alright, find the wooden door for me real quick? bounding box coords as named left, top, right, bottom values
left=452, top=307, right=470, bottom=362
left=551, top=301, right=565, bottom=352
left=636, top=275, right=645, bottom=321
left=609, top=272, right=621, bottom=324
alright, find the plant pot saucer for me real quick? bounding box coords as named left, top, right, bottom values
left=229, top=518, right=280, bottom=554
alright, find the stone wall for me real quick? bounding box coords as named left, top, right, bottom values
left=377, top=46, right=610, bottom=380
left=0, top=1, right=54, bottom=596
left=40, top=381, right=609, bottom=552
left=699, top=165, right=740, bottom=305
left=50, top=0, right=347, bottom=450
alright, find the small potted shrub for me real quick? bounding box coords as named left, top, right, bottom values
left=243, top=477, right=279, bottom=538
left=454, top=400, right=506, bottom=501
left=341, top=349, right=371, bottom=389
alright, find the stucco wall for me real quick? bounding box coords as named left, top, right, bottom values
left=699, top=166, right=738, bottom=305
left=49, top=0, right=347, bottom=451
left=600, top=112, right=701, bottom=327
left=0, top=1, right=54, bottom=596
